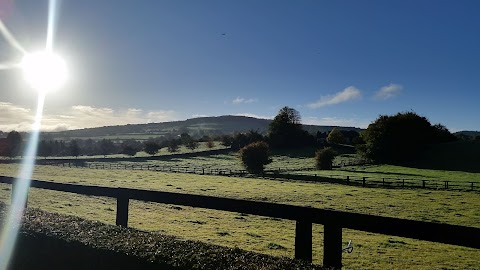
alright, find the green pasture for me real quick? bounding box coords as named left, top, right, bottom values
left=300, top=164, right=480, bottom=184
left=0, top=164, right=478, bottom=269
left=84, top=149, right=480, bottom=186
left=109, top=152, right=315, bottom=172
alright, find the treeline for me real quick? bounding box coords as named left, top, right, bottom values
left=0, top=131, right=23, bottom=158
left=36, top=133, right=217, bottom=158
left=234, top=107, right=459, bottom=174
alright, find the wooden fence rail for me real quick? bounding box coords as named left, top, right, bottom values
left=1, top=176, right=478, bottom=268
left=50, top=161, right=479, bottom=192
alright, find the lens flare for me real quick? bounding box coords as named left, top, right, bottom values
left=0, top=94, right=45, bottom=270
left=0, top=0, right=64, bottom=269
left=21, top=51, right=68, bottom=93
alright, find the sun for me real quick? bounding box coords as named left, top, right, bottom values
left=21, top=51, right=68, bottom=93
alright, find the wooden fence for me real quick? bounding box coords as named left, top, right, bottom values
left=0, top=176, right=478, bottom=268
left=50, top=162, right=478, bottom=191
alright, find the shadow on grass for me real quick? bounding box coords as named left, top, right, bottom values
left=340, top=169, right=431, bottom=179
left=402, top=141, right=480, bottom=173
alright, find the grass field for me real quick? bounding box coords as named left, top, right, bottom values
left=83, top=150, right=480, bottom=187
left=0, top=164, right=478, bottom=269
left=301, top=164, right=480, bottom=184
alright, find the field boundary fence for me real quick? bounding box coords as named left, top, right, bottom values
left=48, top=161, right=478, bottom=192
left=0, top=176, right=478, bottom=269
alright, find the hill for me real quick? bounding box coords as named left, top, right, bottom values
left=41, top=115, right=362, bottom=141
left=455, top=130, right=480, bottom=139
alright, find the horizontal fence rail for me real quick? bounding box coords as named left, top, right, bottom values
left=0, top=176, right=478, bottom=268
left=45, top=161, right=479, bottom=192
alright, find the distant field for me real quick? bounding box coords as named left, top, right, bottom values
left=0, top=164, right=478, bottom=269
left=80, top=150, right=480, bottom=186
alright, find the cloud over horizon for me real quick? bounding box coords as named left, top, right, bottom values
left=307, top=86, right=361, bottom=109
left=303, top=116, right=368, bottom=128
left=0, top=103, right=177, bottom=132
left=375, top=84, right=403, bottom=100
left=234, top=113, right=272, bottom=120
left=232, top=97, right=258, bottom=104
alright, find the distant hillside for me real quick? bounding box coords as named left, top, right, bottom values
left=455, top=130, right=480, bottom=138
left=42, top=115, right=362, bottom=141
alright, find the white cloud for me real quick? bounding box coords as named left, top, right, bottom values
left=192, top=114, right=208, bottom=118
left=0, top=102, right=177, bottom=132
left=307, top=86, right=361, bottom=109
left=303, top=116, right=368, bottom=128
left=0, top=102, right=34, bottom=132
left=375, top=84, right=403, bottom=100
left=232, top=97, right=258, bottom=104
left=234, top=113, right=272, bottom=120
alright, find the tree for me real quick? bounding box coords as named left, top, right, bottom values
left=144, top=141, right=160, bottom=156
left=239, top=141, right=272, bottom=174
left=38, top=140, right=52, bottom=158
left=220, top=135, right=234, bottom=147
left=315, top=147, right=337, bottom=170
left=268, top=106, right=312, bottom=148
left=167, top=139, right=180, bottom=152
left=121, top=139, right=142, bottom=156
left=359, top=112, right=456, bottom=163
left=185, top=140, right=199, bottom=151
left=98, top=139, right=116, bottom=157
left=206, top=140, right=215, bottom=148
left=69, top=140, right=81, bottom=158
left=180, top=133, right=193, bottom=145
left=6, top=131, right=22, bottom=158
left=122, top=145, right=138, bottom=156
left=431, top=124, right=457, bottom=143
left=326, top=128, right=346, bottom=144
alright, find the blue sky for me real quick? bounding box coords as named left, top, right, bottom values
left=0, top=0, right=479, bottom=132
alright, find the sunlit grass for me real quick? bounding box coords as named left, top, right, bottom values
left=0, top=164, right=479, bottom=269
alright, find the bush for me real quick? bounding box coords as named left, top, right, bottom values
left=144, top=141, right=160, bottom=156
left=359, top=112, right=456, bottom=163
left=315, top=147, right=337, bottom=170
left=239, top=142, right=272, bottom=174
left=326, top=128, right=346, bottom=144
left=206, top=140, right=215, bottom=148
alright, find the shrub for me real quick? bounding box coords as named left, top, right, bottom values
left=315, top=147, right=337, bottom=170
left=144, top=141, right=160, bottom=156
left=360, top=112, right=456, bottom=163
left=167, top=140, right=180, bottom=153
left=239, top=141, right=272, bottom=174
left=326, top=128, right=346, bottom=144
left=206, top=140, right=215, bottom=148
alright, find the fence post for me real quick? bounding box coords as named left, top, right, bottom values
left=362, top=177, right=366, bottom=187
left=471, top=182, right=475, bottom=191
left=444, top=181, right=449, bottom=189
left=346, top=176, right=350, bottom=183
left=116, top=188, right=129, bottom=227
left=422, top=180, right=426, bottom=188
left=295, top=220, right=312, bottom=262
left=323, top=221, right=342, bottom=269
left=382, top=178, right=385, bottom=186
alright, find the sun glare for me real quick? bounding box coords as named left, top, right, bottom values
left=21, top=51, right=68, bottom=92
